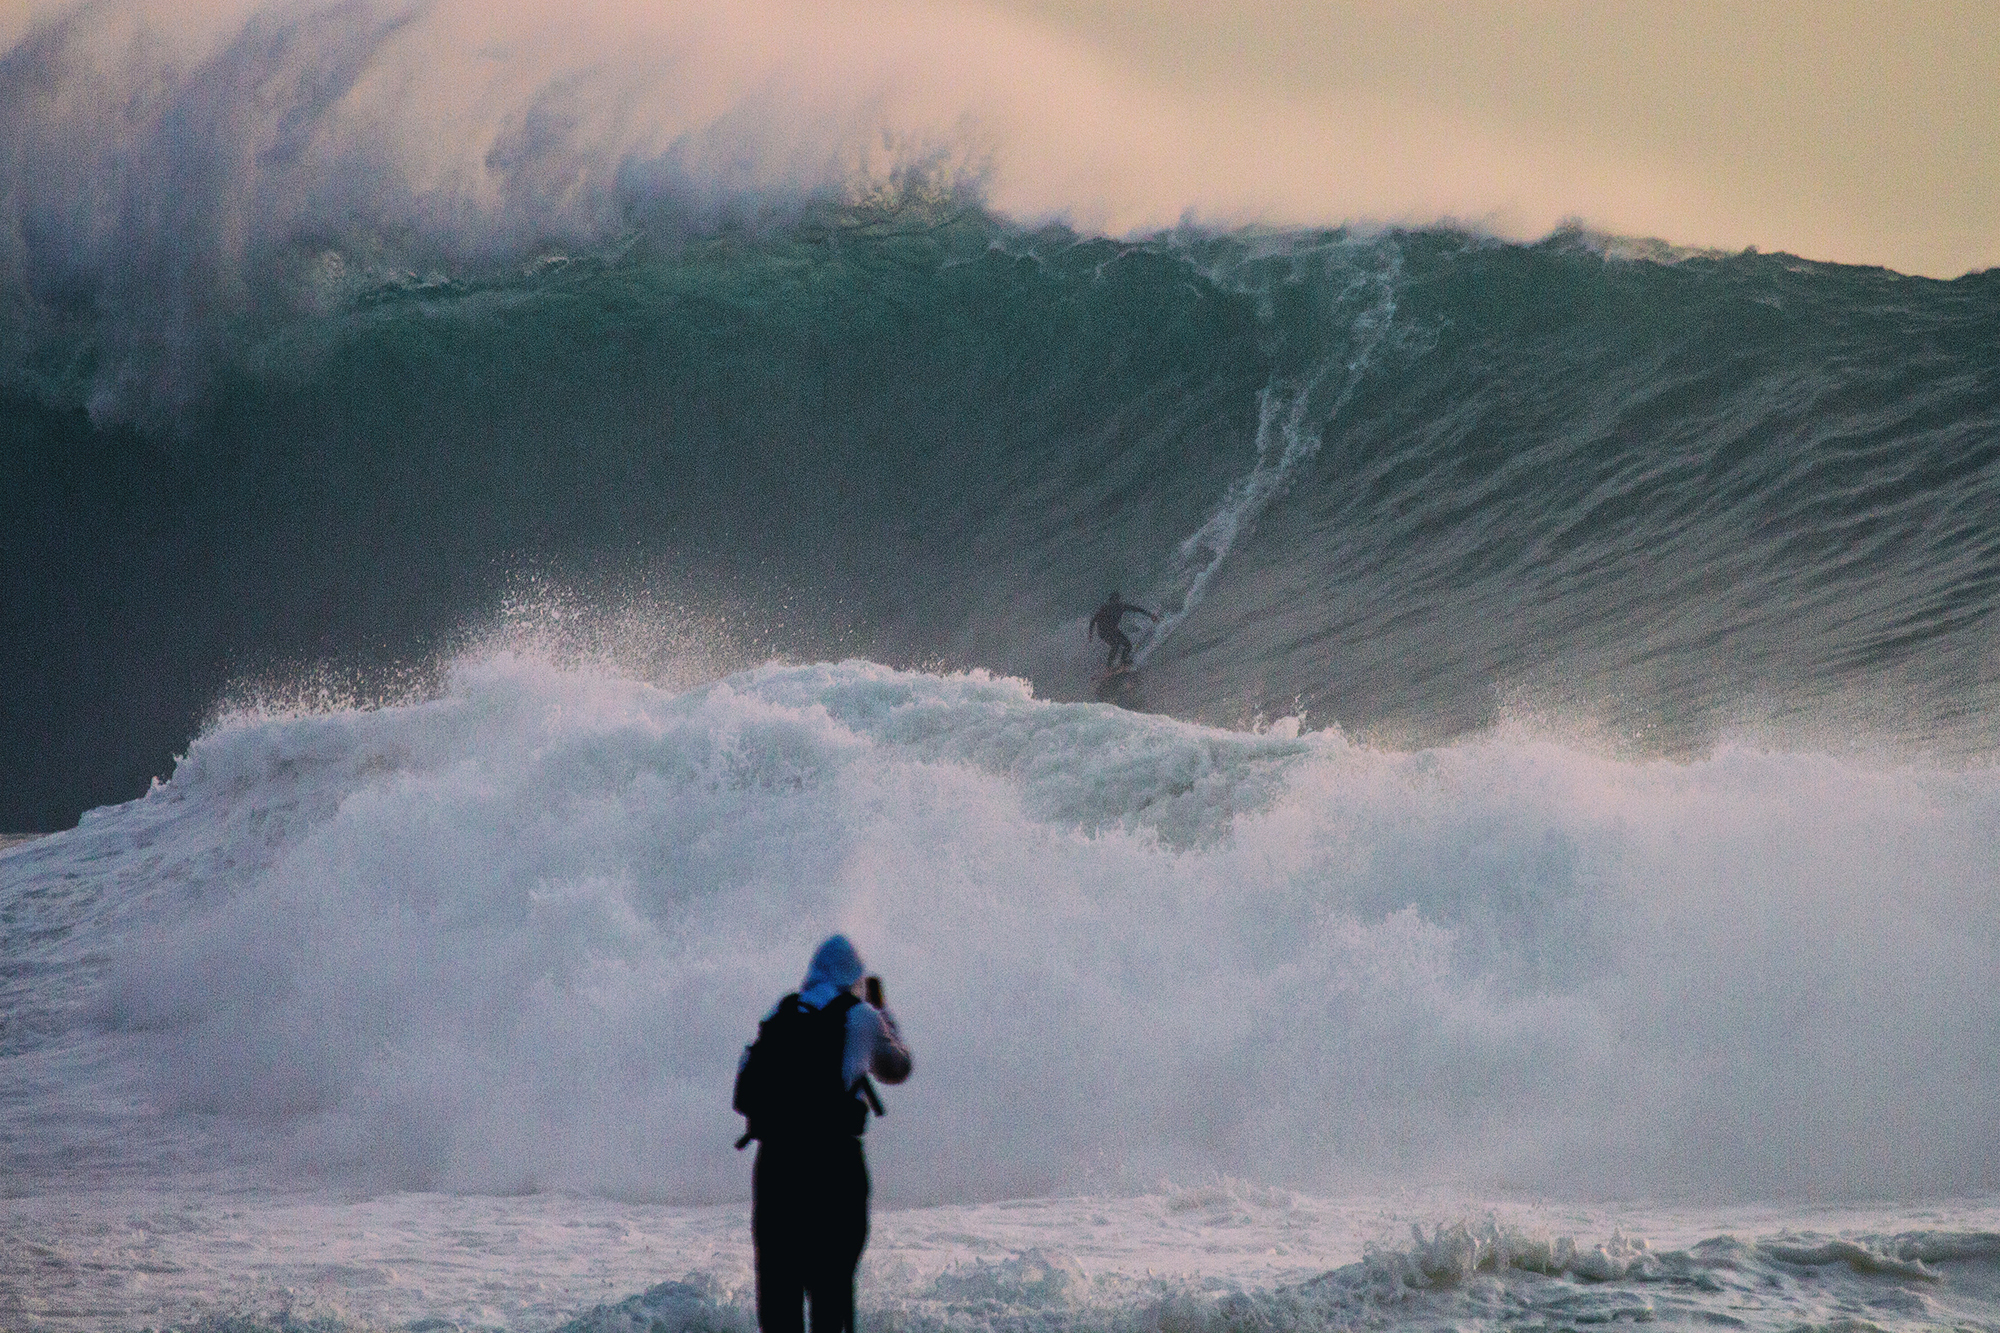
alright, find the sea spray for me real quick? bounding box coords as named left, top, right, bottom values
left=5, top=654, right=1996, bottom=1204
left=5, top=8, right=2000, bottom=1332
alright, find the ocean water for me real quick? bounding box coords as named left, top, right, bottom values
left=5, top=4, right=2000, bottom=1330
left=4, top=660, right=2000, bottom=1329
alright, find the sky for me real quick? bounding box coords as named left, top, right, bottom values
left=979, top=0, right=2000, bottom=277
left=1, top=0, right=1994, bottom=276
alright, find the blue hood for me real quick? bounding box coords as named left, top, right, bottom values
left=799, top=934, right=865, bottom=1009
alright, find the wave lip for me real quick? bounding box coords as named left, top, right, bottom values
left=0, top=0, right=987, bottom=425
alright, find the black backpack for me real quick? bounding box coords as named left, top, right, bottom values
left=733, top=991, right=881, bottom=1149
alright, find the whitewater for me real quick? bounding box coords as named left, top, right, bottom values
left=6, top=656, right=2000, bottom=1329
left=6, top=2, right=2000, bottom=1330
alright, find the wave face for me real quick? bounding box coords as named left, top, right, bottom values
left=7, top=8, right=2000, bottom=831
left=7, top=182, right=2000, bottom=825
left=4, top=656, right=1998, bottom=1206
left=7, top=3, right=2000, bottom=836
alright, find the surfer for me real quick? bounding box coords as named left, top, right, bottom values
left=1089, top=591, right=1159, bottom=672
left=734, top=935, right=912, bottom=1333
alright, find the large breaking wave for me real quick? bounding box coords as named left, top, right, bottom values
left=7, top=2, right=2000, bottom=835
left=4, top=0, right=2000, bottom=1221
left=5, top=22, right=2000, bottom=1333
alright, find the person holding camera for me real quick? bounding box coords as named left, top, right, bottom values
left=734, top=934, right=912, bottom=1333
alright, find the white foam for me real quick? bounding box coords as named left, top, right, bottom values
left=4, top=654, right=1999, bottom=1207
left=6, top=1185, right=1999, bottom=1333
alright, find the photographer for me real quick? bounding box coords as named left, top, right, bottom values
left=734, top=935, right=912, bottom=1333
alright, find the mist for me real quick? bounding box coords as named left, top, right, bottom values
left=4, top=0, right=1994, bottom=294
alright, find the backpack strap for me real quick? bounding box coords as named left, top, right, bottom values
left=822, top=992, right=886, bottom=1119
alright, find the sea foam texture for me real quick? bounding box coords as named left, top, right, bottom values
left=5, top=653, right=1997, bottom=1205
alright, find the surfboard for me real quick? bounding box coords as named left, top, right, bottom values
left=1092, top=664, right=1136, bottom=683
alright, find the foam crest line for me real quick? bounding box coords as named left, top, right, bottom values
left=2, top=654, right=1996, bottom=1205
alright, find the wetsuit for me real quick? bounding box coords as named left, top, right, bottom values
left=1089, top=597, right=1159, bottom=670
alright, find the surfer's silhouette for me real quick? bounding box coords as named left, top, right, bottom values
left=1089, top=591, right=1159, bottom=673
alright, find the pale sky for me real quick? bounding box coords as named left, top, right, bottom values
left=3, top=0, right=1994, bottom=276
left=983, top=0, right=2000, bottom=277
